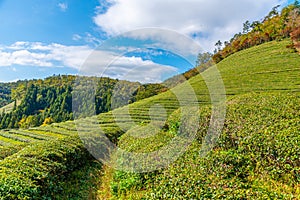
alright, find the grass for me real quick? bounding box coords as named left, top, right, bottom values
left=92, top=39, right=299, bottom=151
left=0, top=144, right=26, bottom=160
left=217, top=41, right=300, bottom=94
left=0, top=136, right=95, bottom=199
left=8, top=130, right=53, bottom=140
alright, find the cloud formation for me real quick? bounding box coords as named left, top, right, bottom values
left=81, top=51, right=178, bottom=83
left=0, top=42, right=92, bottom=69
left=94, top=0, right=286, bottom=50
left=0, top=42, right=177, bottom=83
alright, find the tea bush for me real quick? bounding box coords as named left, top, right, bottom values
left=0, top=136, right=94, bottom=199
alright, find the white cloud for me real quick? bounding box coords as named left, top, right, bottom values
left=79, top=48, right=178, bottom=83
left=0, top=42, right=92, bottom=69
left=0, top=41, right=177, bottom=83
left=58, top=3, right=68, bottom=12
left=125, top=28, right=203, bottom=58
left=105, top=56, right=178, bottom=83
left=7, top=41, right=31, bottom=50
left=84, top=33, right=102, bottom=45
left=72, top=33, right=102, bottom=46
left=94, top=0, right=286, bottom=51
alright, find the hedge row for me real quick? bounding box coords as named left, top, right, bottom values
left=0, top=136, right=94, bottom=199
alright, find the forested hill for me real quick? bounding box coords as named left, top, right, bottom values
left=213, top=2, right=300, bottom=63
left=0, top=75, right=167, bottom=129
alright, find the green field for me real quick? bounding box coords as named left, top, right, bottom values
left=0, top=40, right=299, bottom=199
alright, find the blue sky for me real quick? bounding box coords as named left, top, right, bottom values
left=0, top=0, right=102, bottom=45
left=0, top=0, right=294, bottom=83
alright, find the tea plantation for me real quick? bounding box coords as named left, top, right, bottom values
left=97, top=40, right=300, bottom=199
left=0, top=39, right=299, bottom=199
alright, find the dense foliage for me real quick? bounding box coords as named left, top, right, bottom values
left=0, top=83, right=12, bottom=108
left=145, top=93, right=300, bottom=199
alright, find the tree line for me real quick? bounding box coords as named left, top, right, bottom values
left=212, top=2, right=300, bottom=63
left=0, top=75, right=167, bottom=129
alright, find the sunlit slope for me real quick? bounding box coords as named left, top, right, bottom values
left=114, top=39, right=300, bottom=137
left=141, top=92, right=300, bottom=199
left=112, top=39, right=300, bottom=154
left=217, top=40, right=300, bottom=94
left=99, top=40, right=300, bottom=199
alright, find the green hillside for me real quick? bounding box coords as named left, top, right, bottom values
left=0, top=39, right=299, bottom=199
left=97, top=40, right=300, bottom=199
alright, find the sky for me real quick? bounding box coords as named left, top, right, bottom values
left=0, top=0, right=294, bottom=83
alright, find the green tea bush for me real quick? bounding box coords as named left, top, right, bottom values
left=105, top=93, right=299, bottom=199
left=0, top=136, right=94, bottom=199
left=0, top=144, right=26, bottom=160
left=146, top=93, right=300, bottom=199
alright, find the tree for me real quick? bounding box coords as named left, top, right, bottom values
left=212, top=52, right=223, bottom=63
left=243, top=20, right=251, bottom=33
left=294, top=0, right=299, bottom=7
left=264, top=5, right=280, bottom=21
left=215, top=40, right=223, bottom=51
left=232, top=32, right=242, bottom=42
left=195, top=52, right=212, bottom=66
left=251, top=21, right=261, bottom=32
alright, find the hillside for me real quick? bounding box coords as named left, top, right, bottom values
left=94, top=40, right=300, bottom=199
left=0, top=39, right=299, bottom=199
left=2, top=1, right=299, bottom=130
left=96, top=39, right=300, bottom=199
